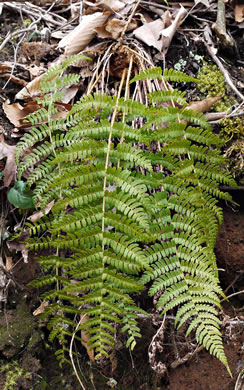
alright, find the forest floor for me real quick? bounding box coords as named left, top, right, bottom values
left=0, top=1, right=244, bottom=389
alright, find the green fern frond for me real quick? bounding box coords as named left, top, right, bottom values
left=163, top=68, right=198, bottom=83
left=141, top=107, right=211, bottom=131
left=122, top=305, right=148, bottom=349
left=68, top=94, right=152, bottom=119
left=130, top=67, right=162, bottom=83
left=64, top=120, right=140, bottom=142
left=148, top=89, right=187, bottom=105
left=15, top=61, right=235, bottom=373
left=40, top=53, right=90, bottom=93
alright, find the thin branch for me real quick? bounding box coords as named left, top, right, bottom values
left=213, top=0, right=235, bottom=49
left=3, top=1, right=64, bottom=26
left=203, top=28, right=244, bottom=101
left=119, top=0, right=141, bottom=42
left=69, top=314, right=87, bottom=390
left=222, top=289, right=244, bottom=302
left=171, top=345, right=204, bottom=369
left=0, top=26, right=36, bottom=51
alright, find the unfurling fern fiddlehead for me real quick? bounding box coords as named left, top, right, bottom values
left=15, top=56, right=236, bottom=373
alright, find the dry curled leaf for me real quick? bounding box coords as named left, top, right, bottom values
left=96, top=0, right=125, bottom=11
left=3, top=99, right=72, bottom=129
left=15, top=62, right=80, bottom=101
left=186, top=96, right=222, bottom=113
left=159, top=5, right=187, bottom=55
left=96, top=17, right=137, bottom=40
left=15, top=72, right=46, bottom=100
left=133, top=18, right=164, bottom=51
left=59, top=12, right=110, bottom=56
left=28, top=200, right=55, bottom=222
left=0, top=134, right=16, bottom=187
left=205, top=111, right=229, bottom=121
left=33, top=301, right=49, bottom=316
left=194, top=0, right=210, bottom=7
left=5, top=256, right=14, bottom=272
left=0, top=63, right=27, bottom=86
left=3, top=99, right=40, bottom=128
left=22, top=41, right=56, bottom=64
left=27, top=64, right=47, bottom=78
left=7, top=232, right=29, bottom=263
left=133, top=6, right=187, bottom=54
left=235, top=3, right=244, bottom=22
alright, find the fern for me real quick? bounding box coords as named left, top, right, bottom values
left=15, top=63, right=236, bottom=374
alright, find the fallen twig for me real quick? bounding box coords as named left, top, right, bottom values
left=234, top=370, right=244, bottom=390
left=3, top=1, right=65, bottom=26
left=0, top=26, right=37, bottom=51
left=208, top=107, right=244, bottom=121
left=1, top=0, right=63, bottom=88
left=213, top=0, right=235, bottom=49
left=119, top=0, right=142, bottom=43
left=140, top=0, right=172, bottom=10
left=148, top=313, right=167, bottom=379
left=203, top=26, right=244, bottom=102
left=171, top=345, right=204, bottom=369
left=221, top=289, right=244, bottom=302
left=69, top=314, right=87, bottom=390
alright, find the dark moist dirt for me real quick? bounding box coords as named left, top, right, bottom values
left=0, top=4, right=244, bottom=390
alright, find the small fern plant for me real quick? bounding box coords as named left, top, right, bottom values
left=15, top=57, right=236, bottom=373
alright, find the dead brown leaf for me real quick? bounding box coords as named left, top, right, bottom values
left=133, top=6, right=187, bottom=54
left=109, top=46, right=131, bottom=78
left=70, top=4, right=80, bottom=19
left=133, top=19, right=164, bottom=51
left=15, top=72, right=47, bottom=100
left=51, top=30, right=70, bottom=40
left=28, top=200, right=55, bottom=222
left=159, top=5, right=187, bottom=55
left=96, top=0, right=125, bottom=12
left=62, top=86, right=79, bottom=104
left=59, top=12, right=110, bottom=56
left=186, top=96, right=222, bottom=113
left=0, top=64, right=11, bottom=74
left=235, top=3, right=244, bottom=22
left=3, top=99, right=40, bottom=128
left=0, top=134, right=16, bottom=187
left=15, top=62, right=80, bottom=100
left=27, top=64, right=47, bottom=78
left=33, top=301, right=49, bottom=316
left=137, top=11, right=154, bottom=24
left=194, top=0, right=210, bottom=7
left=205, top=111, right=228, bottom=121
left=3, top=99, right=72, bottom=129
left=22, top=41, right=56, bottom=64
left=7, top=232, right=29, bottom=263
left=5, top=256, right=14, bottom=272
left=0, top=63, right=27, bottom=86
left=96, top=17, right=137, bottom=40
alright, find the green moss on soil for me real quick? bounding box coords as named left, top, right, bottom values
left=197, top=63, right=237, bottom=112
left=0, top=301, right=35, bottom=358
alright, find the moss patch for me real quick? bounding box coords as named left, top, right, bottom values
left=197, top=63, right=237, bottom=112
left=0, top=301, right=36, bottom=358
left=219, top=116, right=244, bottom=183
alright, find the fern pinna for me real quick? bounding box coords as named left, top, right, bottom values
left=16, top=58, right=235, bottom=372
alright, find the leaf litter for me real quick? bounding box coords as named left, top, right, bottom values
left=0, top=134, right=17, bottom=187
